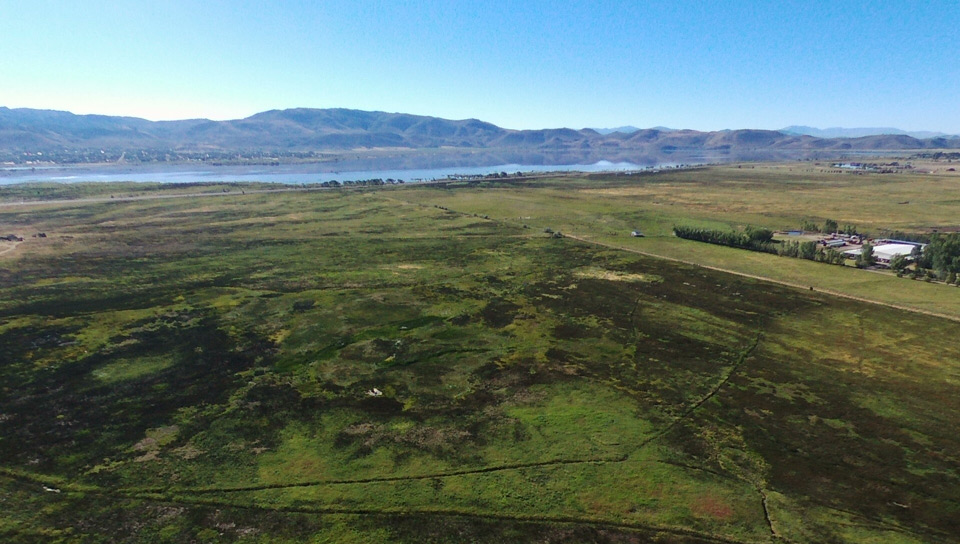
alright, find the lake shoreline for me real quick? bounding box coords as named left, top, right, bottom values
left=0, top=160, right=675, bottom=186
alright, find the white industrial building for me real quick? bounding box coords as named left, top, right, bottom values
left=843, top=243, right=920, bottom=265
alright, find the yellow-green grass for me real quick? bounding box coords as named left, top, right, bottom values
left=390, top=167, right=960, bottom=318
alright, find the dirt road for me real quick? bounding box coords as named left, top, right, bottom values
left=564, top=234, right=960, bottom=324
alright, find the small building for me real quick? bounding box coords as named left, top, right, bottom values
left=821, top=239, right=845, bottom=248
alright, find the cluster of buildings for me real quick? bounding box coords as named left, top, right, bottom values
left=819, top=232, right=865, bottom=248
left=807, top=232, right=924, bottom=267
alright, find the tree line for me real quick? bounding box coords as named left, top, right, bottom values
left=673, top=225, right=849, bottom=266
left=775, top=240, right=848, bottom=265
left=672, top=225, right=777, bottom=253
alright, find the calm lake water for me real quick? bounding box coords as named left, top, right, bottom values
left=0, top=161, right=661, bottom=185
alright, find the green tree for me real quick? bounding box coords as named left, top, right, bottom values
left=823, top=219, right=838, bottom=233
left=745, top=226, right=774, bottom=244
left=823, top=248, right=844, bottom=265
left=799, top=241, right=818, bottom=260
left=857, top=243, right=875, bottom=268
left=910, top=245, right=926, bottom=269
left=890, top=254, right=908, bottom=272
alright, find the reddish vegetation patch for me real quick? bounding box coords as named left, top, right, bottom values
left=691, top=494, right=734, bottom=520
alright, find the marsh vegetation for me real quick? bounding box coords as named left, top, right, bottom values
left=1, top=163, right=958, bottom=542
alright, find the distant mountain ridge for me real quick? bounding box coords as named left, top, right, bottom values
left=2, top=107, right=958, bottom=164
left=780, top=125, right=958, bottom=139
left=591, top=126, right=642, bottom=135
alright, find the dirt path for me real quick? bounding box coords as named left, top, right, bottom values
left=0, top=242, right=20, bottom=257
left=564, top=234, right=960, bottom=324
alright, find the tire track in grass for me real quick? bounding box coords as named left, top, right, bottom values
left=630, top=332, right=763, bottom=451
left=8, top=467, right=946, bottom=544
left=131, top=455, right=629, bottom=495
left=1, top=467, right=752, bottom=544
left=57, top=488, right=762, bottom=544
left=156, top=499, right=757, bottom=544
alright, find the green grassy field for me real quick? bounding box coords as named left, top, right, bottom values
left=1, top=166, right=959, bottom=542
left=394, top=164, right=960, bottom=318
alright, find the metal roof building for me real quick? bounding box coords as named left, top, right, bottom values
left=843, top=243, right=920, bottom=264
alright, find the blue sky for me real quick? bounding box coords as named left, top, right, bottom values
left=1, top=0, right=958, bottom=132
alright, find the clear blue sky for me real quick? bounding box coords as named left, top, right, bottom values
left=1, top=0, right=958, bottom=132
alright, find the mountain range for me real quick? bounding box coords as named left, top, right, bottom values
left=2, top=107, right=958, bottom=165
left=780, top=125, right=958, bottom=139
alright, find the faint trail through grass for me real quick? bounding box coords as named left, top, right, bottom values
left=0, top=242, right=20, bottom=257
left=133, top=455, right=629, bottom=494
left=0, top=468, right=752, bottom=543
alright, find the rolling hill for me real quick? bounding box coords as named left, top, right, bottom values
left=2, top=107, right=958, bottom=164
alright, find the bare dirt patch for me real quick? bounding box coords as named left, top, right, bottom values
left=573, top=267, right=656, bottom=283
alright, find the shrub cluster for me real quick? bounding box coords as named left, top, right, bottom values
left=913, top=233, right=960, bottom=281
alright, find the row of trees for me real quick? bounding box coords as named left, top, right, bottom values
left=674, top=224, right=856, bottom=267
left=775, top=241, right=848, bottom=265
left=672, top=225, right=776, bottom=253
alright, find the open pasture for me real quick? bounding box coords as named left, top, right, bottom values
left=1, top=167, right=959, bottom=542
left=397, top=163, right=960, bottom=318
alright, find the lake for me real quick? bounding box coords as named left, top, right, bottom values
left=0, top=160, right=664, bottom=185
